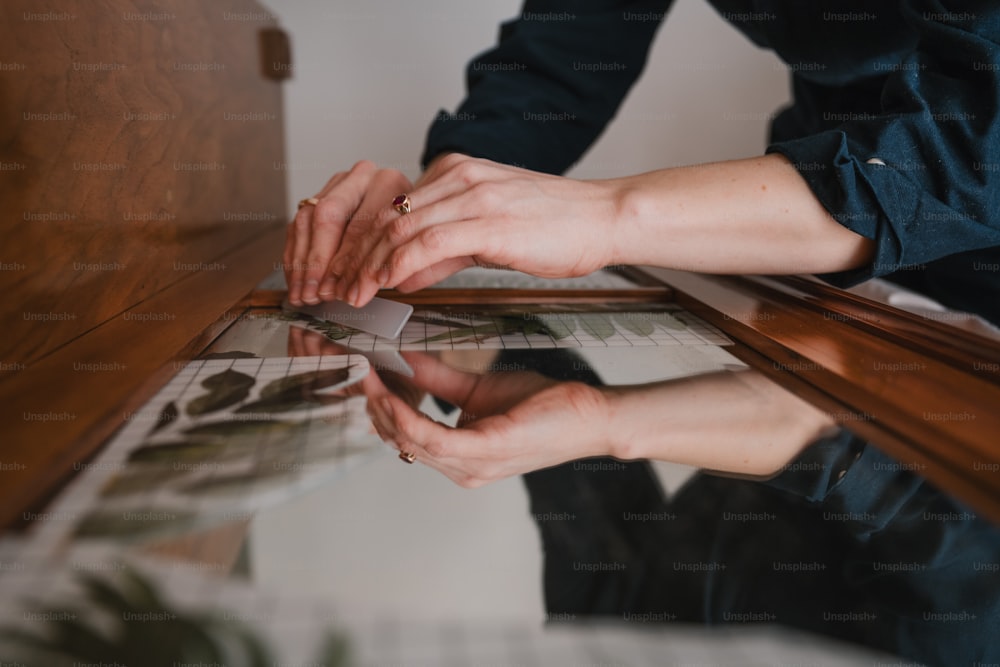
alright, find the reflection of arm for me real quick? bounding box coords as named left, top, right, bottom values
left=369, top=353, right=839, bottom=485
left=423, top=0, right=674, bottom=174
left=606, top=370, right=837, bottom=476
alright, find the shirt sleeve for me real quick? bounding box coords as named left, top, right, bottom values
left=766, top=1, right=1000, bottom=286
left=421, top=0, right=674, bottom=174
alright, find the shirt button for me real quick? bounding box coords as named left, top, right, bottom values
left=837, top=469, right=847, bottom=480
left=866, top=157, right=887, bottom=166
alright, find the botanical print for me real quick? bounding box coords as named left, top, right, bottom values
left=18, top=356, right=380, bottom=548
left=283, top=305, right=731, bottom=350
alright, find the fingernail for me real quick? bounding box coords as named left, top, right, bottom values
left=318, top=278, right=336, bottom=297
left=381, top=397, right=394, bottom=418
left=348, top=283, right=359, bottom=306
left=376, top=268, right=390, bottom=287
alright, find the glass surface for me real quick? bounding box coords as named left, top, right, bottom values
left=0, top=307, right=994, bottom=666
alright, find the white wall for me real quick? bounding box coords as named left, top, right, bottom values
left=272, top=0, right=789, bottom=206
left=255, top=0, right=790, bottom=621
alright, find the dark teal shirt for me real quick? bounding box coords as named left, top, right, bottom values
left=422, top=0, right=1000, bottom=324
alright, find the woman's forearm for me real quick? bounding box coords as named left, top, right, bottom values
left=607, top=154, right=875, bottom=275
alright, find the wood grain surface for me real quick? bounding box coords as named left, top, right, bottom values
left=0, top=0, right=288, bottom=532
left=0, top=0, right=287, bottom=365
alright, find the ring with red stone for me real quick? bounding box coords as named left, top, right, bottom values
left=392, top=194, right=411, bottom=215
left=399, top=451, right=416, bottom=464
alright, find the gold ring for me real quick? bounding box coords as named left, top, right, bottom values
left=399, top=451, right=416, bottom=464
left=392, top=194, right=411, bottom=215
left=298, top=197, right=320, bottom=210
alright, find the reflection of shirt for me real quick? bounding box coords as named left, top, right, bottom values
left=421, top=0, right=1000, bottom=325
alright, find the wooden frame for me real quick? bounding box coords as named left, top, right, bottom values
left=644, top=268, right=1000, bottom=522
left=0, top=0, right=288, bottom=532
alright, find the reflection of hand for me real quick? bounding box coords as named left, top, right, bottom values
left=284, top=161, right=413, bottom=306
left=332, top=153, right=620, bottom=307
left=286, top=323, right=351, bottom=357
left=367, top=352, right=839, bottom=487
left=365, top=352, right=612, bottom=487
left=286, top=325, right=425, bottom=408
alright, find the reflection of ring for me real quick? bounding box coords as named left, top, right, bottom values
left=392, top=194, right=411, bottom=215
left=399, top=451, right=416, bottom=464
left=298, top=197, right=320, bottom=209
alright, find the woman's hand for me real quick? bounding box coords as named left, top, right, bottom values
left=363, top=352, right=613, bottom=487
left=328, top=154, right=622, bottom=307
left=283, top=160, right=413, bottom=306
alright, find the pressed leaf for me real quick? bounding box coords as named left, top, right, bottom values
left=578, top=314, right=617, bottom=340
left=313, top=630, right=352, bottom=667
left=183, top=418, right=303, bottom=438
left=234, top=392, right=346, bottom=415
left=416, top=327, right=467, bottom=344
left=295, top=315, right=354, bottom=340
left=80, top=573, right=141, bottom=617
left=521, top=318, right=545, bottom=336
left=235, top=626, right=279, bottom=667
left=408, top=314, right=478, bottom=329
left=127, top=440, right=230, bottom=465
left=201, top=368, right=255, bottom=390
left=0, top=626, right=77, bottom=662
left=150, top=401, right=178, bottom=434
left=186, top=370, right=255, bottom=416
left=118, top=567, right=170, bottom=611
left=613, top=313, right=655, bottom=336
left=47, top=615, right=120, bottom=663
left=259, top=367, right=352, bottom=399
left=658, top=313, right=687, bottom=330
left=536, top=315, right=575, bottom=340
left=100, top=467, right=192, bottom=497
left=73, top=509, right=197, bottom=539
left=200, top=351, right=258, bottom=360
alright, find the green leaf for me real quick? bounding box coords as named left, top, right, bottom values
left=658, top=313, right=687, bottom=330
left=186, top=370, right=256, bottom=416
left=100, top=466, right=192, bottom=497
left=200, top=351, right=259, bottom=360
left=578, top=314, right=616, bottom=340
left=127, top=440, right=231, bottom=465
left=182, top=418, right=305, bottom=439
left=226, top=621, right=278, bottom=667
left=118, top=567, right=170, bottom=610
left=536, top=315, right=575, bottom=340
left=234, top=392, right=345, bottom=415
left=150, top=401, right=178, bottom=434
left=416, top=327, right=465, bottom=344
left=0, top=625, right=78, bottom=665
left=47, top=615, right=120, bottom=664
left=313, top=630, right=352, bottom=667
left=73, top=509, right=197, bottom=539
left=79, top=573, right=140, bottom=616
left=613, top=313, right=655, bottom=336
left=259, top=367, right=352, bottom=399
left=522, top=318, right=544, bottom=336
left=408, top=314, right=478, bottom=329
left=201, top=368, right=255, bottom=390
